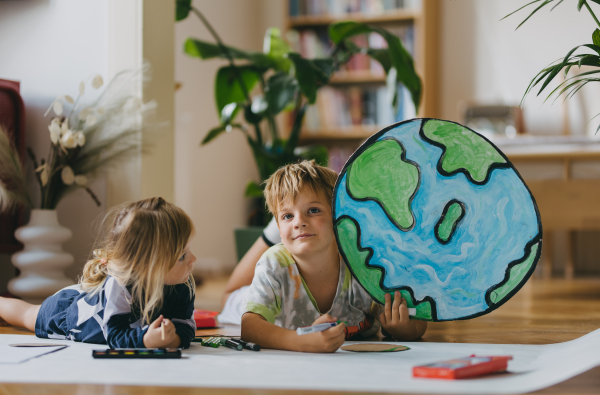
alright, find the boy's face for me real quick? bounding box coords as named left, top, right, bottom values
left=277, top=187, right=336, bottom=260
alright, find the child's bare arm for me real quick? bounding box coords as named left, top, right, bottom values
left=222, top=237, right=270, bottom=306
left=379, top=291, right=427, bottom=341
left=241, top=312, right=346, bottom=353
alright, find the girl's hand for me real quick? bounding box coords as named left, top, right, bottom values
left=143, top=315, right=177, bottom=348
left=379, top=291, right=427, bottom=341
left=298, top=314, right=346, bottom=353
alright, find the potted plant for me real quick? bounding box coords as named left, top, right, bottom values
left=176, top=1, right=422, bottom=257
left=505, top=0, right=600, bottom=131
left=0, top=71, right=154, bottom=302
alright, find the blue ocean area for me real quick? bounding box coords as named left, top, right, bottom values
left=335, top=120, right=540, bottom=320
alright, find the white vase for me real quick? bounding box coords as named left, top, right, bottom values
left=8, top=209, right=75, bottom=303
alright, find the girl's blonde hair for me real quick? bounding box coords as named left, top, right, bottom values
left=80, top=197, right=195, bottom=325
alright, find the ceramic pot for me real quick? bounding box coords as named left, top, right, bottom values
left=234, top=227, right=264, bottom=262
left=8, top=209, right=74, bottom=303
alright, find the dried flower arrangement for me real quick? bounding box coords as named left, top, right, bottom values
left=0, top=70, right=154, bottom=211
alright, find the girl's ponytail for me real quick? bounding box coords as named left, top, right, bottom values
left=79, top=249, right=109, bottom=292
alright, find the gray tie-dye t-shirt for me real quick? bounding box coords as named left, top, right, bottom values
left=245, top=244, right=380, bottom=339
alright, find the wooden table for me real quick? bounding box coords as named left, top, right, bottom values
left=1, top=278, right=600, bottom=394
left=499, top=136, right=600, bottom=280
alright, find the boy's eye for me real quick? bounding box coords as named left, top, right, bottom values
left=308, top=207, right=320, bottom=214
left=179, top=253, right=186, bottom=261
left=282, top=213, right=293, bottom=220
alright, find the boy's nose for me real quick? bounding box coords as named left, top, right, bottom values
left=293, top=215, right=307, bottom=228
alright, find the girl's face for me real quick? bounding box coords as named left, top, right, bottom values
left=164, top=237, right=196, bottom=285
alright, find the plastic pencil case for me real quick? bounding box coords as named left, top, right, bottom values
left=92, top=348, right=181, bottom=359
left=413, top=355, right=513, bottom=379
left=194, top=309, right=219, bottom=328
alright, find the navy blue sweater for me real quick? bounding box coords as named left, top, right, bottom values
left=35, top=276, right=196, bottom=349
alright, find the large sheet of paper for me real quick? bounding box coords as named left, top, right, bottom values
left=0, top=344, right=67, bottom=364
left=0, top=329, right=599, bottom=393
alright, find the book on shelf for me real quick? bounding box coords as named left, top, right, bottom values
left=289, top=0, right=422, bottom=17
left=287, top=25, right=414, bottom=78
left=328, top=145, right=357, bottom=174
left=303, top=84, right=416, bottom=134
left=321, top=84, right=415, bottom=173
left=288, top=0, right=422, bottom=173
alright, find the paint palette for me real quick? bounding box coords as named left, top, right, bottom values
left=92, top=349, right=181, bottom=359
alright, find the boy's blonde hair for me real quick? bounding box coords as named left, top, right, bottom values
left=80, top=197, right=195, bottom=325
left=264, top=160, right=338, bottom=221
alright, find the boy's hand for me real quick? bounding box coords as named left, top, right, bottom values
left=297, top=314, right=345, bottom=353
left=379, top=291, right=427, bottom=341
left=311, top=313, right=337, bottom=326
left=143, top=315, right=178, bottom=348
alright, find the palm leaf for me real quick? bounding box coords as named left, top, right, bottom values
left=503, top=0, right=559, bottom=30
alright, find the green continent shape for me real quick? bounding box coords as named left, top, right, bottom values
left=437, top=202, right=464, bottom=242
left=423, top=119, right=506, bottom=182
left=347, top=139, right=419, bottom=229
left=336, top=217, right=432, bottom=321
left=489, top=242, right=539, bottom=304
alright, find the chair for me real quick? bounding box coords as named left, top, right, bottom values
left=0, top=78, right=26, bottom=253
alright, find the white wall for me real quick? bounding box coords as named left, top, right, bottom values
left=3, top=0, right=596, bottom=289
left=174, top=0, right=284, bottom=275
left=0, top=0, right=109, bottom=290
left=176, top=0, right=600, bottom=276
left=0, top=0, right=279, bottom=291
left=440, top=0, right=600, bottom=136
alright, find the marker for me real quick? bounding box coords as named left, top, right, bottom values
left=296, top=322, right=338, bottom=336
left=201, top=338, right=219, bottom=348
left=219, top=338, right=243, bottom=351
left=233, top=339, right=261, bottom=351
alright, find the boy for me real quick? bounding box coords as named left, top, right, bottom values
left=241, top=160, right=427, bottom=352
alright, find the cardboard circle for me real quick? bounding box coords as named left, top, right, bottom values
left=333, top=118, right=542, bottom=322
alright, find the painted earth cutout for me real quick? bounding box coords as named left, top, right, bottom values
left=333, top=118, right=542, bottom=321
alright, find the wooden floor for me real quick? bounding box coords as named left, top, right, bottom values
left=1, top=278, right=600, bottom=395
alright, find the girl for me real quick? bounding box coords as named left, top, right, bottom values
left=0, top=197, right=197, bottom=349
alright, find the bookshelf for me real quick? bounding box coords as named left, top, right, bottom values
left=288, top=9, right=420, bottom=27
left=302, top=126, right=380, bottom=140
left=329, top=70, right=386, bottom=84
left=285, top=0, right=440, bottom=172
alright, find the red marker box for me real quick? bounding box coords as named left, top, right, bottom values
left=413, top=355, right=513, bottom=379
left=193, top=309, right=219, bottom=328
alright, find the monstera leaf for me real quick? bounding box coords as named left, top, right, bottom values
left=214, top=66, right=260, bottom=115
left=287, top=53, right=334, bottom=104
left=175, top=0, right=192, bottom=21
left=263, top=28, right=293, bottom=72
left=184, top=38, right=275, bottom=70
left=265, top=72, right=298, bottom=116
left=329, top=21, right=422, bottom=113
